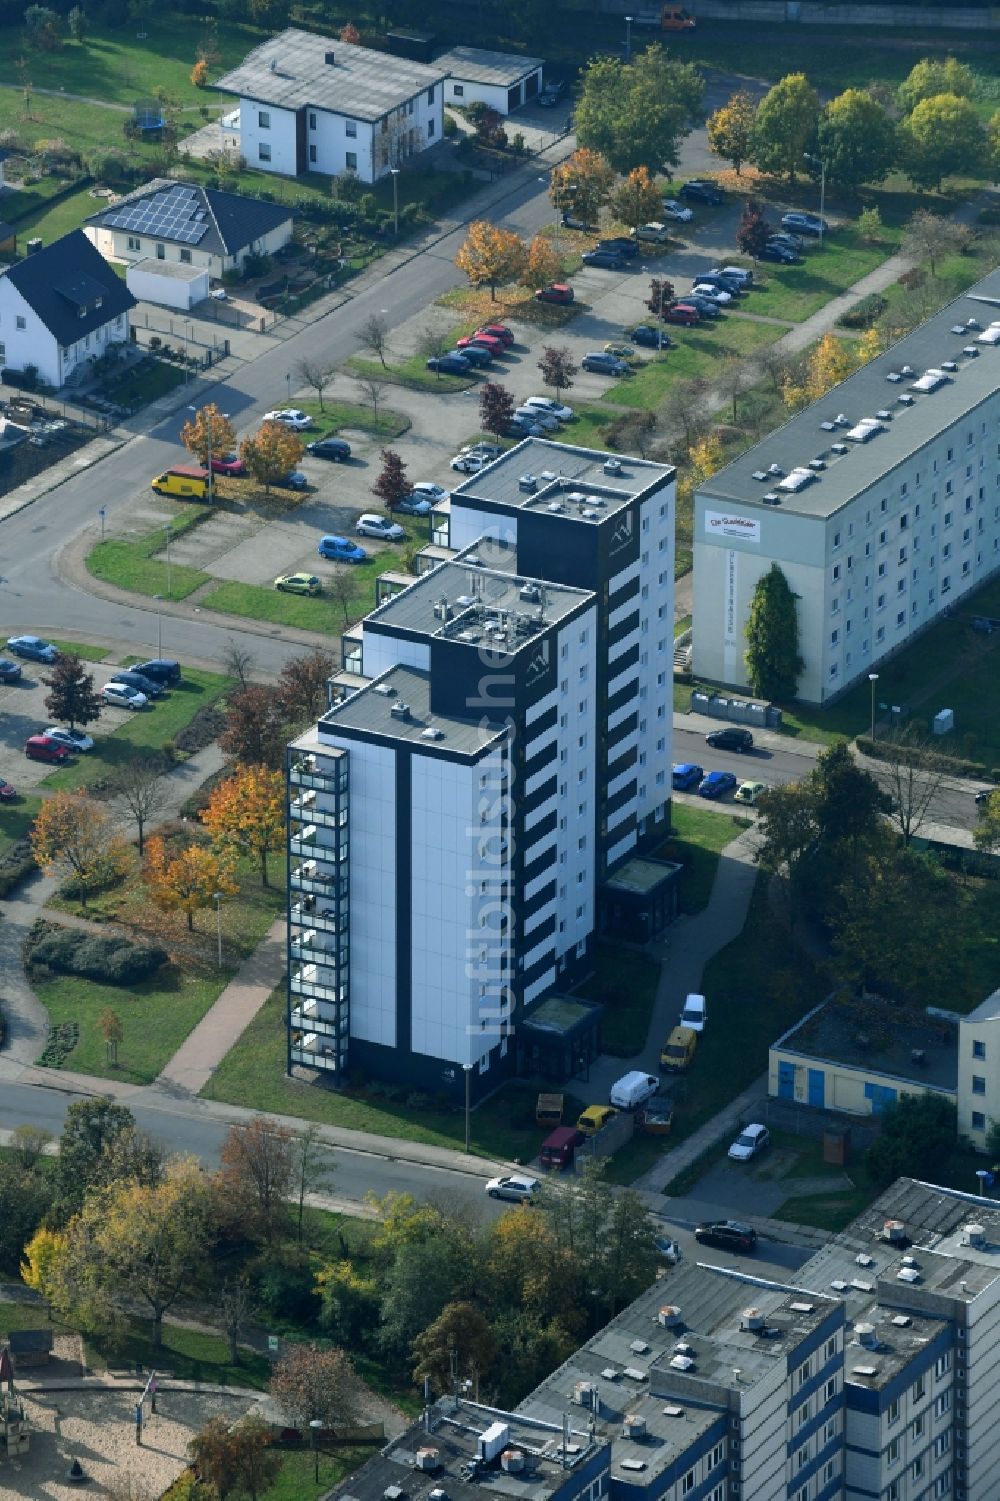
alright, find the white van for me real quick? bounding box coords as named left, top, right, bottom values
left=610, top=1071, right=660, bottom=1111
left=680, top=993, right=707, bottom=1032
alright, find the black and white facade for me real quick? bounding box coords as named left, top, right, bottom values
left=285, top=440, right=675, bottom=1091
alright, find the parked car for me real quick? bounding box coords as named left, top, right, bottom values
left=0, top=778, right=16, bottom=802
left=610, top=1071, right=660, bottom=1111
left=693, top=272, right=744, bottom=295
left=683, top=295, right=723, bottom=320
left=681, top=993, right=707, bottom=1032
left=735, top=780, right=767, bottom=805
left=318, top=535, right=367, bottom=563
left=356, top=514, right=405, bottom=541
left=275, top=572, right=321, bottom=595
left=582, top=248, right=626, bottom=270
left=426, top=353, right=472, bottom=374
left=395, top=494, right=433, bottom=515
left=453, top=344, right=493, bottom=367
left=107, top=669, right=163, bottom=699
left=7, top=635, right=58, bottom=663
left=603, top=341, right=639, bottom=360
left=278, top=471, right=308, bottom=491
left=692, top=284, right=732, bottom=306
left=698, top=770, right=737, bottom=799
left=485, top=1173, right=540, bottom=1203
left=596, top=236, right=640, bottom=259
left=766, top=231, right=804, bottom=252
left=654, top=1235, right=682, bottom=1263
left=671, top=762, right=704, bottom=791
left=629, top=325, right=673, bottom=349
left=452, top=452, right=489, bottom=473
left=712, top=265, right=754, bottom=288
left=523, top=396, right=574, bottom=421
left=631, top=221, right=671, bottom=244
left=576, top=1104, right=616, bottom=1136
left=662, top=302, right=701, bottom=326
left=209, top=452, right=245, bottom=476
left=537, top=79, right=565, bottom=106
left=0, top=657, right=23, bottom=682
left=456, top=332, right=503, bottom=354
left=706, top=726, right=754, bottom=752
left=660, top=1025, right=697, bottom=1071
left=411, top=482, right=450, bottom=503
left=476, top=323, right=515, bottom=346
left=535, top=283, right=574, bottom=304
left=262, top=408, right=312, bottom=430
left=306, top=437, right=352, bottom=462
left=582, top=352, right=630, bottom=376
left=694, top=1220, right=757, bottom=1252
left=135, top=658, right=181, bottom=686
left=660, top=198, right=694, bottom=222
left=515, top=405, right=560, bottom=431
left=561, top=212, right=594, bottom=232
left=728, top=1123, right=770, bottom=1162
left=25, top=734, right=69, bottom=764
left=680, top=179, right=724, bottom=205
left=975, top=788, right=995, bottom=807
left=458, top=442, right=502, bottom=459
left=506, top=416, right=546, bottom=437
left=759, top=241, right=801, bottom=264
left=39, top=725, right=94, bottom=754
left=101, top=682, right=148, bottom=711
left=781, top=210, right=829, bottom=237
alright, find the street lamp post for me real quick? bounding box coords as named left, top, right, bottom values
left=309, top=1420, right=323, bottom=1485
left=213, top=891, right=223, bottom=969
left=803, top=152, right=827, bottom=247
left=154, top=595, right=162, bottom=657
left=625, top=13, right=634, bottom=62
left=869, top=672, right=879, bottom=743
left=463, top=1063, right=472, bottom=1154
left=390, top=167, right=400, bottom=236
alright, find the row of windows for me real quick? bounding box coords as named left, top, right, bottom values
left=259, top=88, right=437, bottom=138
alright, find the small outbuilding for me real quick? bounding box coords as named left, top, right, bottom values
left=126, top=258, right=210, bottom=311
left=7, top=1329, right=53, bottom=1369
left=436, top=45, right=544, bottom=115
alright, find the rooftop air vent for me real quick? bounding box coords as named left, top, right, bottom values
left=673, top=1342, right=694, bottom=1356
left=777, top=466, right=816, bottom=492
left=325, top=49, right=336, bottom=64
left=429, top=1490, right=448, bottom=1500
left=977, top=323, right=1000, bottom=345
left=967, top=317, right=981, bottom=328
left=604, top=457, right=623, bottom=475
left=433, top=599, right=452, bottom=621
left=572, top=1381, right=597, bottom=1407
left=539, top=469, right=557, bottom=481
left=669, top=1355, right=695, bottom=1372
left=582, top=508, right=599, bottom=519
left=820, top=420, right=837, bottom=431
left=830, top=1279, right=848, bottom=1291
left=951, top=325, right=967, bottom=335
left=566, top=491, right=587, bottom=503
left=941, top=360, right=958, bottom=372
left=741, top=1308, right=766, bottom=1332
left=900, top=365, right=915, bottom=376
left=901, top=1254, right=918, bottom=1267
left=520, top=584, right=541, bottom=603
left=623, top=1367, right=648, bottom=1383
left=891, top=1315, right=912, bottom=1328
left=911, top=368, right=948, bottom=392
left=622, top=1415, right=646, bottom=1439
left=385, top=1488, right=406, bottom=1501
left=885, top=372, right=902, bottom=383
left=883, top=1219, right=907, bottom=1243
left=373, top=683, right=396, bottom=695
left=851, top=1365, right=878, bottom=1380
left=519, top=474, right=537, bottom=493
left=790, top=1302, right=815, bottom=1314
left=762, top=492, right=781, bottom=505
left=963, top=346, right=979, bottom=357
left=835, top=413, right=850, bottom=426
left=630, top=1339, right=650, bottom=1355
left=830, top=443, right=848, bottom=455
left=657, top=1306, right=682, bottom=1328
left=662, top=1406, right=684, bottom=1418
left=856, top=1322, right=877, bottom=1348
left=752, top=469, right=768, bottom=481
left=856, top=1253, right=874, bottom=1268
left=846, top=418, right=883, bottom=443
left=850, top=1278, right=874, bottom=1292
left=601, top=1367, right=620, bottom=1381
left=897, top=1267, right=921, bottom=1284
left=455, top=594, right=476, bottom=607
left=767, top=462, right=783, bottom=476
left=547, top=502, right=565, bottom=514
left=963, top=1223, right=986, bottom=1248
left=500, top=1451, right=525, bottom=1475
left=897, top=394, right=915, bottom=405
left=808, top=459, right=826, bottom=470
left=875, top=409, right=892, bottom=421
left=416, top=1450, right=441, bottom=1473
left=619, top=1460, right=646, bottom=1473
left=420, top=728, right=444, bottom=741
left=389, top=702, right=411, bottom=720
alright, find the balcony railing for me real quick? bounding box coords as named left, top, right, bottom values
left=291, top=966, right=346, bottom=1004
left=288, top=833, right=347, bottom=862
left=291, top=937, right=349, bottom=966
left=289, top=902, right=347, bottom=934
left=289, top=760, right=348, bottom=795
left=289, top=865, right=347, bottom=897
left=290, top=1043, right=341, bottom=1073
left=289, top=800, right=345, bottom=831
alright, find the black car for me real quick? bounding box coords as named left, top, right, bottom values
left=426, top=354, right=471, bottom=374
left=453, top=345, right=493, bottom=367
left=306, top=437, right=352, bottom=462
left=683, top=294, right=723, bottom=320
left=706, top=726, right=754, bottom=752
left=680, top=179, right=724, bottom=206
left=695, top=1220, right=758, bottom=1252
left=582, top=249, right=626, bottom=269
left=112, top=669, right=164, bottom=698
left=629, top=325, right=674, bottom=350
left=136, top=658, right=181, bottom=685
left=693, top=271, right=745, bottom=296
left=759, top=242, right=801, bottom=265
left=0, top=657, right=23, bottom=683
left=538, top=79, right=565, bottom=106
left=595, top=236, right=640, bottom=260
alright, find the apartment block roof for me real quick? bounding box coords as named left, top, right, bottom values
left=365, top=553, right=594, bottom=642
left=775, top=998, right=959, bottom=1093
left=213, top=28, right=446, bottom=121
left=435, top=45, right=544, bottom=86
left=318, top=664, right=509, bottom=758
left=453, top=439, right=674, bottom=521
left=697, top=270, right=1000, bottom=521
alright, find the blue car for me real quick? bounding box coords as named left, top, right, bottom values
left=6, top=634, right=58, bottom=663
left=279, top=471, right=308, bottom=491
left=699, top=770, right=737, bottom=800
left=318, top=535, right=367, bottom=564
left=672, top=763, right=704, bottom=791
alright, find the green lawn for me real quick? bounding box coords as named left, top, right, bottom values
left=602, top=1131, right=670, bottom=1186
left=348, top=353, right=476, bottom=393
left=661, top=803, right=749, bottom=914
left=5, top=181, right=96, bottom=244
left=86, top=506, right=213, bottom=602
left=40, top=666, right=231, bottom=791
left=296, top=397, right=411, bottom=441
left=574, top=945, right=660, bottom=1057
left=202, top=986, right=581, bottom=1161
left=102, top=358, right=187, bottom=408
left=601, top=318, right=784, bottom=411
left=49, top=639, right=110, bottom=662
left=88, top=1317, right=272, bottom=1390
left=733, top=229, right=900, bottom=323
left=0, top=794, right=41, bottom=855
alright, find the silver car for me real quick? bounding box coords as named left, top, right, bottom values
left=486, top=1173, right=540, bottom=1203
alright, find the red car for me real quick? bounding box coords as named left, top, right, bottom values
left=662, top=302, right=701, bottom=326
left=476, top=323, right=515, bottom=346
left=210, top=452, right=245, bottom=476
left=535, top=283, right=574, bottom=305
left=25, top=734, right=69, bottom=764
left=0, top=778, right=16, bottom=801
left=456, top=333, right=503, bottom=354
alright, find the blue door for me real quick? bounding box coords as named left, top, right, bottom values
left=865, top=1082, right=898, bottom=1114
left=778, top=1061, right=795, bottom=1100
left=807, top=1069, right=825, bottom=1108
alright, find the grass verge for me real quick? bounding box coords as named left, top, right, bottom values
left=0, top=794, right=42, bottom=855
left=660, top=803, right=750, bottom=915
left=87, top=506, right=213, bottom=602
left=87, top=1317, right=272, bottom=1390
left=734, top=228, right=900, bottom=323
left=348, top=353, right=475, bottom=393
left=573, top=944, right=660, bottom=1057
left=296, top=397, right=411, bottom=440
left=49, top=640, right=110, bottom=662
left=602, top=1132, right=670, bottom=1187
left=601, top=318, right=784, bottom=411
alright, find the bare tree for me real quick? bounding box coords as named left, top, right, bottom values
left=662, top=377, right=710, bottom=451
left=902, top=209, right=970, bottom=280
left=294, top=356, right=337, bottom=412
left=223, top=637, right=257, bottom=691
left=357, top=313, right=390, bottom=369
left=328, top=568, right=357, bottom=628
left=716, top=357, right=748, bottom=424
left=112, top=758, right=170, bottom=856
left=357, top=375, right=385, bottom=421
left=294, top=1122, right=336, bottom=1241
left=869, top=724, right=951, bottom=845
left=417, top=325, right=453, bottom=362
left=219, top=1275, right=252, bottom=1364
left=755, top=342, right=793, bottom=394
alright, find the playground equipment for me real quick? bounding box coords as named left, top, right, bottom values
left=0, top=1348, right=30, bottom=1459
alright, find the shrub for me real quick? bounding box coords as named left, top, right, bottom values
left=856, top=734, right=991, bottom=780
left=173, top=702, right=225, bottom=754
left=838, top=292, right=888, bottom=330
left=190, top=57, right=209, bottom=87
left=24, top=921, right=166, bottom=984
left=0, top=839, right=37, bottom=897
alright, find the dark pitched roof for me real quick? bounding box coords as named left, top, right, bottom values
left=86, top=178, right=292, bottom=258
left=5, top=230, right=135, bottom=346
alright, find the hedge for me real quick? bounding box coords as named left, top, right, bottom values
left=24, top=920, right=167, bottom=986
left=856, top=734, right=994, bottom=781
left=837, top=292, right=888, bottom=331
left=0, top=839, right=37, bottom=898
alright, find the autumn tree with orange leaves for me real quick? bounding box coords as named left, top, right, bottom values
left=201, top=765, right=285, bottom=888
left=455, top=220, right=526, bottom=300
left=31, top=792, right=129, bottom=908
left=519, top=234, right=561, bottom=292
left=549, top=148, right=614, bottom=228
left=144, top=836, right=237, bottom=930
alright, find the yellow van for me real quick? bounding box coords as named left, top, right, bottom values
left=576, top=1104, right=616, bottom=1136
left=660, top=1025, right=697, bottom=1072
left=151, top=466, right=210, bottom=500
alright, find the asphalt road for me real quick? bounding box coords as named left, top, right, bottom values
left=653, top=1208, right=813, bottom=1276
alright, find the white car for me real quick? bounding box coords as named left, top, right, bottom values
left=515, top=405, right=560, bottom=431
left=262, top=408, right=312, bottom=431
left=692, top=283, right=733, bottom=305
left=728, top=1123, right=770, bottom=1162
left=102, top=681, right=148, bottom=711
left=486, top=1173, right=540, bottom=1204
left=654, top=1235, right=681, bottom=1264
left=355, top=513, right=405, bottom=541
left=661, top=198, right=694, bottom=223
left=451, top=453, right=487, bottom=474
left=42, top=726, right=94, bottom=753
left=411, top=482, right=450, bottom=503
left=524, top=397, right=574, bottom=422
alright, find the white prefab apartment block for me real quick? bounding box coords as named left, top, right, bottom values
left=285, top=439, right=675, bottom=1092
left=213, top=28, right=446, bottom=183
left=436, top=45, right=544, bottom=115
left=693, top=272, right=1000, bottom=705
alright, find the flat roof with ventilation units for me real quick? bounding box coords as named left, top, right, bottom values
left=845, top=418, right=884, bottom=443
left=452, top=437, right=674, bottom=520
left=695, top=267, right=1000, bottom=519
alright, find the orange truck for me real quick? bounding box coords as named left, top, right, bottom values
left=662, top=4, right=695, bottom=27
